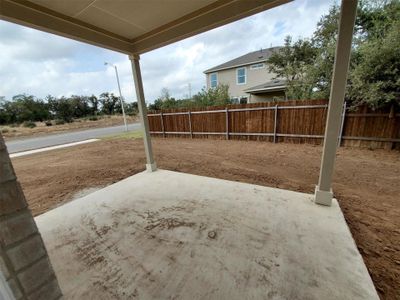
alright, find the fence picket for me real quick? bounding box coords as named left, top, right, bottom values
left=273, top=105, right=278, bottom=143
left=225, top=107, right=229, bottom=140
left=338, top=101, right=347, bottom=147
left=147, top=100, right=399, bottom=149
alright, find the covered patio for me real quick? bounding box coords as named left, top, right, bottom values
left=36, top=170, right=377, bottom=299
left=0, top=0, right=379, bottom=299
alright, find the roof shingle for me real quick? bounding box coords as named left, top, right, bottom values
left=204, top=46, right=282, bottom=73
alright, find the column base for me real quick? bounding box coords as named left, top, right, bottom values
left=146, top=162, right=157, bottom=172
left=314, top=186, right=333, bottom=206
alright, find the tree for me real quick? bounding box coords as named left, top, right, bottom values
left=47, top=96, right=75, bottom=122
left=99, top=92, right=119, bottom=115
left=267, top=0, right=399, bottom=108
left=350, top=19, right=400, bottom=108
left=160, top=88, right=171, bottom=101
left=307, top=4, right=341, bottom=99
left=193, top=84, right=231, bottom=106
left=267, top=36, right=316, bottom=99
left=88, top=95, right=99, bottom=115
left=148, top=99, right=162, bottom=111
left=125, top=102, right=138, bottom=115
left=148, top=84, right=231, bottom=110
left=69, top=95, right=91, bottom=118
left=0, top=94, right=50, bottom=124
left=149, top=88, right=178, bottom=110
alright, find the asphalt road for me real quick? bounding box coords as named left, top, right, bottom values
left=5, top=123, right=141, bottom=153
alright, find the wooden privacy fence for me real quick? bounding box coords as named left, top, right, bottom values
left=148, top=99, right=400, bottom=149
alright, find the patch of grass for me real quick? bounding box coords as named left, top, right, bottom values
left=103, top=130, right=143, bottom=140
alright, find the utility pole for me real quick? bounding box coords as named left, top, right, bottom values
left=104, top=62, right=128, bottom=131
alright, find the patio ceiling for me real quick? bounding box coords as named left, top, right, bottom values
left=0, top=0, right=291, bottom=54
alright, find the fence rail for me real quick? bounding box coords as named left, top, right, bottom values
left=148, top=99, right=400, bottom=149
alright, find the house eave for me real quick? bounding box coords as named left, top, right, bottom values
left=245, top=85, right=286, bottom=94
left=203, top=59, right=267, bottom=74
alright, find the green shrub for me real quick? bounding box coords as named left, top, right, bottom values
left=88, top=116, right=98, bottom=121
left=23, top=121, right=36, bottom=128
left=45, top=121, right=53, bottom=126
left=55, top=119, right=65, bottom=125
left=1, top=128, right=9, bottom=133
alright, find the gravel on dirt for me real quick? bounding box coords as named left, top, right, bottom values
left=11, top=137, right=400, bottom=300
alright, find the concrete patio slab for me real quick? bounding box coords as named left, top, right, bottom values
left=35, top=170, right=378, bottom=300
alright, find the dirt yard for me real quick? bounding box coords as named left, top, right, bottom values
left=1, top=115, right=137, bottom=140
left=11, top=138, right=400, bottom=299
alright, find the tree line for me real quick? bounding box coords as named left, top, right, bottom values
left=0, top=85, right=232, bottom=126
left=148, top=0, right=400, bottom=111
left=0, top=93, right=138, bottom=125
left=148, top=85, right=231, bottom=111
left=267, top=0, right=400, bottom=109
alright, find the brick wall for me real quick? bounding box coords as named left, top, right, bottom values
left=0, top=134, right=62, bottom=300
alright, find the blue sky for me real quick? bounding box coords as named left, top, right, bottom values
left=0, top=0, right=333, bottom=103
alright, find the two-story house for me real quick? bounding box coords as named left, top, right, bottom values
left=204, top=47, right=286, bottom=103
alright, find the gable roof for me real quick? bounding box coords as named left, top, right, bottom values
left=204, top=46, right=282, bottom=73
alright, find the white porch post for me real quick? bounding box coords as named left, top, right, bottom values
left=315, top=0, right=358, bottom=206
left=129, top=54, right=157, bottom=172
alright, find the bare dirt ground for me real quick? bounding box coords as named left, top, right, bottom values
left=11, top=138, right=400, bottom=299
left=1, top=115, right=137, bottom=140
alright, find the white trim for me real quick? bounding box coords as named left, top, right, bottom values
left=210, top=72, right=218, bottom=88
left=204, top=59, right=266, bottom=74
left=236, top=67, right=247, bottom=85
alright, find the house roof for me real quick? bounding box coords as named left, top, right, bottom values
left=244, top=79, right=286, bottom=94
left=0, top=0, right=291, bottom=54
left=204, top=46, right=282, bottom=73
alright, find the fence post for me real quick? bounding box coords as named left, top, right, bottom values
left=338, top=101, right=346, bottom=147
left=188, top=111, right=193, bottom=139
left=225, top=107, right=229, bottom=140
left=273, top=104, right=278, bottom=143
left=160, top=111, right=165, bottom=138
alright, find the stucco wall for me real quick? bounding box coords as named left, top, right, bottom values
left=205, top=63, right=276, bottom=99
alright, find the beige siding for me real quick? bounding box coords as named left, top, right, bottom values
left=205, top=63, right=276, bottom=99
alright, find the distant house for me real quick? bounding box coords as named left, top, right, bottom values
left=204, top=47, right=286, bottom=103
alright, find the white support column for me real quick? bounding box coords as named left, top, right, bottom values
left=315, top=0, right=358, bottom=206
left=129, top=54, right=157, bottom=172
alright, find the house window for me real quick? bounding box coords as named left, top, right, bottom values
left=236, top=67, right=246, bottom=85
left=239, top=97, right=248, bottom=104
left=250, top=63, right=265, bottom=70
left=210, top=73, right=218, bottom=88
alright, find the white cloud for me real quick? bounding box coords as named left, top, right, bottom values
left=0, top=0, right=332, bottom=103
